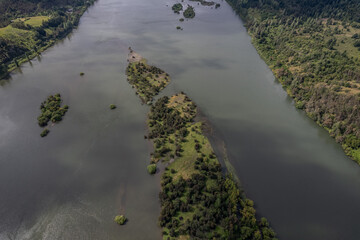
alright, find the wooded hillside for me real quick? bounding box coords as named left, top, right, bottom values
left=227, top=0, right=360, bottom=163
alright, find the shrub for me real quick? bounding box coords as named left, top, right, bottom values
left=80, top=72, right=85, bottom=76
left=114, top=215, right=127, bottom=225
left=110, top=104, right=117, bottom=110
left=147, top=164, right=157, bottom=174
left=183, top=6, right=195, bottom=19
left=40, top=128, right=49, bottom=137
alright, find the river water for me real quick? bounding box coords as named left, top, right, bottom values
left=1, top=0, right=360, bottom=239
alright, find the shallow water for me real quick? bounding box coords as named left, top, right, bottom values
left=1, top=0, right=360, bottom=239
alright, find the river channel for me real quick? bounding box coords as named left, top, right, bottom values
left=1, top=0, right=360, bottom=239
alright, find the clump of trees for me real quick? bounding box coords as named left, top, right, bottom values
left=183, top=6, right=195, bottom=19
left=172, top=3, right=183, bottom=13
left=114, top=215, right=127, bottom=225
left=147, top=164, right=157, bottom=174
left=37, top=93, right=68, bottom=137
left=146, top=95, right=277, bottom=239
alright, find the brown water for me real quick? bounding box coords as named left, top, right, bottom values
left=1, top=0, right=360, bottom=239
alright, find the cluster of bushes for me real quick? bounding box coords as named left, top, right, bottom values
left=126, top=61, right=169, bottom=103
left=227, top=0, right=360, bottom=163
left=172, top=3, right=183, bottom=13
left=37, top=93, right=68, bottom=137
left=183, top=6, right=195, bottom=19
left=38, top=93, right=68, bottom=127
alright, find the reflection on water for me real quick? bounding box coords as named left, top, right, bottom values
left=1, top=0, right=360, bottom=239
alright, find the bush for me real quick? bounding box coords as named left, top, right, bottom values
left=114, top=215, right=127, bottom=225
left=80, top=72, right=85, bottom=76
left=40, top=128, right=49, bottom=137
left=172, top=3, right=183, bottom=13
left=109, top=104, right=117, bottom=110
left=147, top=164, right=157, bottom=174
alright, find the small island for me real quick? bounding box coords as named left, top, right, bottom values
left=146, top=93, right=277, bottom=239
left=183, top=6, right=195, bottom=19
left=172, top=3, right=183, bottom=13
left=126, top=49, right=170, bottom=103
left=114, top=215, right=127, bottom=225
left=37, top=93, right=68, bottom=137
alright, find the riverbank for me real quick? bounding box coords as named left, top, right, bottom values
left=226, top=0, right=360, bottom=164
left=0, top=0, right=96, bottom=80
left=125, top=50, right=277, bottom=239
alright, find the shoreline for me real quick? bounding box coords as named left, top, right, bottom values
left=0, top=0, right=97, bottom=81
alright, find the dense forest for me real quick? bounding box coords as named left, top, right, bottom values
left=0, top=0, right=95, bottom=78
left=227, top=0, right=360, bottom=163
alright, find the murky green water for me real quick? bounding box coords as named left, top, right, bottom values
left=1, top=0, right=360, bottom=239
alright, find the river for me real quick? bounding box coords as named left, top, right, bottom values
left=1, top=0, right=360, bottom=239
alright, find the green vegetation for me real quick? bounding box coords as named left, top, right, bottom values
left=172, top=3, right=183, bottom=14
left=114, top=215, right=127, bottom=225
left=126, top=50, right=170, bottom=103
left=109, top=104, right=117, bottom=110
left=40, top=128, right=49, bottom=137
left=227, top=0, right=360, bottom=164
left=37, top=93, right=68, bottom=137
left=147, top=164, right=157, bottom=174
left=183, top=6, right=195, bottom=19
left=0, top=0, right=96, bottom=79
left=179, top=18, right=184, bottom=22
left=189, top=0, right=215, bottom=6
left=176, top=26, right=182, bottom=30
left=146, top=94, right=277, bottom=239
left=80, top=72, right=85, bottom=76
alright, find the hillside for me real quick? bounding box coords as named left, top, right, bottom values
left=0, top=0, right=95, bottom=78
left=227, top=0, right=360, bottom=163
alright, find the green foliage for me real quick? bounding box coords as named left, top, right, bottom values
left=37, top=94, right=68, bottom=136
left=147, top=164, right=157, bottom=174
left=109, top=104, right=116, bottom=110
left=183, top=6, right=195, bottom=19
left=40, top=128, right=49, bottom=137
left=126, top=55, right=170, bottom=103
left=114, top=215, right=127, bottom=225
left=172, top=3, right=183, bottom=13
left=80, top=72, right=85, bottom=76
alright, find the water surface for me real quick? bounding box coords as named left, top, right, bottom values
left=1, top=0, right=360, bottom=239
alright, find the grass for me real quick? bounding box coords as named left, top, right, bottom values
left=13, top=16, right=50, bottom=27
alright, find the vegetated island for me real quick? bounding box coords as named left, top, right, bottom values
left=189, top=0, right=217, bottom=7
left=0, top=0, right=96, bottom=80
left=125, top=50, right=277, bottom=239
left=226, top=0, right=360, bottom=164
left=126, top=49, right=170, bottom=104
left=183, top=6, right=196, bottom=19
left=37, top=93, right=68, bottom=137
left=172, top=3, right=183, bottom=14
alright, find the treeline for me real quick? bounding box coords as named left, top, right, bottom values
left=227, top=0, right=360, bottom=163
left=0, top=0, right=93, bottom=27
left=0, top=0, right=96, bottom=78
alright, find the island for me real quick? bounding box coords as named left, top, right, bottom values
left=125, top=50, right=277, bottom=239
left=37, top=93, right=68, bottom=137
left=126, top=49, right=170, bottom=103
